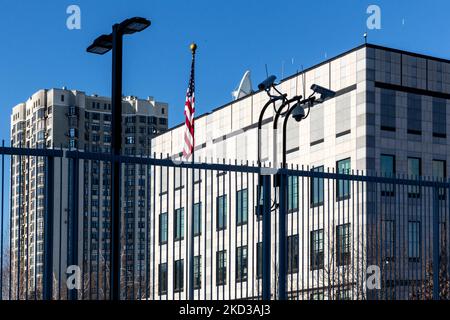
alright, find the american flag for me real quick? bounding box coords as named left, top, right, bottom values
left=183, top=46, right=196, bottom=161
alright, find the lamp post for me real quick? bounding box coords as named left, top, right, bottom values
left=87, top=17, right=151, bottom=301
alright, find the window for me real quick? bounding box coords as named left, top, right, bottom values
left=217, top=195, right=227, bottom=231
left=381, top=154, right=395, bottom=196
left=380, top=89, right=396, bottom=131
left=288, top=176, right=298, bottom=211
left=310, top=291, right=324, bottom=300
left=256, top=242, right=263, bottom=280
left=408, top=221, right=421, bottom=262
left=310, top=230, right=324, bottom=270
left=159, top=212, right=168, bottom=245
left=338, top=289, right=351, bottom=300
left=193, top=203, right=202, bottom=236
left=216, top=250, right=227, bottom=286
left=236, top=189, right=248, bottom=225
left=174, top=259, right=184, bottom=292
left=236, top=246, right=248, bottom=282
left=311, top=166, right=324, bottom=206
left=336, top=224, right=351, bottom=266
left=174, top=208, right=184, bottom=241
left=382, top=220, right=396, bottom=262
left=194, top=256, right=201, bottom=289
left=433, top=98, right=447, bottom=138
left=287, top=235, right=299, bottom=273
left=158, top=263, right=168, bottom=295
left=407, top=157, right=421, bottom=198
left=61, top=94, right=65, bottom=102
left=407, top=94, right=422, bottom=135
left=433, top=160, right=446, bottom=200
left=337, top=158, right=351, bottom=200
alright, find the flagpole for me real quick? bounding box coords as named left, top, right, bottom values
left=188, top=43, right=197, bottom=300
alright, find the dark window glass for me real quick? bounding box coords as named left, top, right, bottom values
left=216, top=250, right=227, bottom=286
left=174, top=259, right=184, bottom=292
left=194, top=256, right=201, bottom=289
left=311, top=166, right=324, bottom=206
left=407, top=157, right=421, bottom=198
left=288, top=176, right=298, bottom=211
left=158, top=263, right=168, bottom=295
left=337, top=158, right=351, bottom=200
left=336, top=224, right=351, bottom=266
left=236, top=189, right=248, bottom=225
left=174, top=208, right=184, bottom=241
left=217, top=195, right=227, bottom=231
left=193, top=203, right=201, bottom=236
left=433, top=98, right=446, bottom=138
left=310, top=230, right=324, bottom=270
left=159, top=212, right=168, bottom=244
left=288, top=235, right=299, bottom=273
left=407, top=93, right=422, bottom=135
left=408, top=221, right=421, bottom=262
left=236, top=246, right=248, bottom=282
left=381, top=154, right=395, bottom=196
left=380, top=89, right=396, bottom=131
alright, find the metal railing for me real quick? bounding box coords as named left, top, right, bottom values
left=0, top=145, right=449, bottom=300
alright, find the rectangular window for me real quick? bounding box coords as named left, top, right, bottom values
left=381, top=154, right=395, bottom=196
left=288, top=235, right=299, bottom=273
left=158, top=263, right=168, bottom=295
left=336, top=224, right=351, bottom=266
left=337, top=158, right=351, bottom=200
left=217, top=195, right=227, bottom=231
left=433, top=98, right=447, bottom=138
left=310, top=230, right=324, bottom=270
left=216, top=250, right=227, bottom=286
left=407, top=93, right=422, bottom=135
left=408, top=221, right=421, bottom=262
left=193, top=203, right=202, bottom=236
left=382, top=220, right=396, bottom=262
left=256, top=242, right=262, bottom=280
left=159, top=212, right=168, bottom=245
left=407, top=157, right=421, bottom=198
left=174, top=259, right=184, bottom=292
left=433, top=160, right=446, bottom=199
left=236, top=246, right=248, bottom=282
left=194, top=256, right=201, bottom=289
left=288, top=176, right=299, bottom=211
left=311, top=166, right=324, bottom=206
left=380, top=89, right=396, bottom=131
left=236, top=189, right=248, bottom=225
left=174, top=208, right=184, bottom=241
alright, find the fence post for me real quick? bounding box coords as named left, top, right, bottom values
left=43, top=157, right=54, bottom=300
left=68, top=157, right=79, bottom=300
left=432, top=186, right=440, bottom=300
left=278, top=171, right=287, bottom=300
left=261, top=174, right=272, bottom=300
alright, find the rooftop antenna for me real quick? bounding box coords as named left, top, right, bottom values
left=281, top=60, right=285, bottom=79
left=364, top=32, right=368, bottom=44
left=301, top=65, right=306, bottom=98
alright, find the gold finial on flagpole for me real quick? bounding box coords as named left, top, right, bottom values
left=190, top=43, right=197, bottom=54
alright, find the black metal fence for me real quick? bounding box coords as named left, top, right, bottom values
left=0, top=145, right=449, bottom=300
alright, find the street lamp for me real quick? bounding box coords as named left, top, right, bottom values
left=87, top=17, right=151, bottom=301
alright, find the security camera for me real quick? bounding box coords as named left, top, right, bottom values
left=291, top=104, right=305, bottom=122
left=258, top=75, right=277, bottom=91
left=311, top=84, right=335, bottom=101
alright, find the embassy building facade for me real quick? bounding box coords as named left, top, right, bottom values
left=149, top=44, right=450, bottom=300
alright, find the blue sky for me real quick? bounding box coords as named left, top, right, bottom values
left=1, top=0, right=450, bottom=145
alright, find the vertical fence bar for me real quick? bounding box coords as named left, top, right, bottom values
left=261, top=174, right=271, bottom=300
left=278, top=170, right=286, bottom=300
left=43, top=156, right=54, bottom=300
left=433, top=186, right=440, bottom=300
left=69, top=156, right=79, bottom=300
